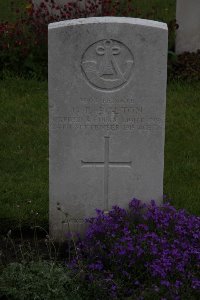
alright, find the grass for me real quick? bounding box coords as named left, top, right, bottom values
left=164, top=81, right=200, bottom=215
left=0, top=76, right=200, bottom=233
left=0, top=76, right=48, bottom=231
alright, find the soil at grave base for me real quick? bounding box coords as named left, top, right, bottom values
left=0, top=230, right=70, bottom=265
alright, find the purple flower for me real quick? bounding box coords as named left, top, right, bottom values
left=191, top=278, right=200, bottom=290
left=160, top=280, right=171, bottom=287
left=88, top=261, right=103, bottom=271
left=68, top=198, right=200, bottom=299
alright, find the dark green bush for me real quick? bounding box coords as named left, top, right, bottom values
left=0, top=0, right=178, bottom=80
left=168, top=50, right=200, bottom=82
left=0, top=261, right=82, bottom=300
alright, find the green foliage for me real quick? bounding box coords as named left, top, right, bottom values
left=0, top=0, right=177, bottom=79
left=168, top=51, right=200, bottom=82
left=0, top=0, right=26, bottom=23
left=0, top=13, right=48, bottom=80
left=0, top=261, right=82, bottom=300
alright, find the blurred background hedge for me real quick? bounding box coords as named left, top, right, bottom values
left=0, top=0, right=199, bottom=81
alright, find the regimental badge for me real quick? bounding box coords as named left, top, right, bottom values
left=81, top=39, right=134, bottom=91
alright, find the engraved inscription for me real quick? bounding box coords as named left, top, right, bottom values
left=50, top=102, right=162, bottom=132
left=81, top=137, right=132, bottom=211
left=81, top=39, right=134, bottom=91
left=80, top=97, right=135, bottom=104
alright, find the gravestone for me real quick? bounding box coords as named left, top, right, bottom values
left=49, top=17, right=168, bottom=241
left=176, top=0, right=200, bottom=54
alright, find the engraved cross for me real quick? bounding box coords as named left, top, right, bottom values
left=81, top=137, right=132, bottom=211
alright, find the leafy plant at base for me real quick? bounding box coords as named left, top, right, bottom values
left=0, top=261, right=82, bottom=300
left=69, top=199, right=200, bottom=299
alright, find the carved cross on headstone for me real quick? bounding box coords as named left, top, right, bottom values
left=81, top=136, right=132, bottom=211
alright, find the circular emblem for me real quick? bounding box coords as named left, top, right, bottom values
left=81, top=39, right=134, bottom=91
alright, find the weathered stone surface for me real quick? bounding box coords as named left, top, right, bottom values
left=49, top=17, right=168, bottom=241
left=176, top=0, right=200, bottom=54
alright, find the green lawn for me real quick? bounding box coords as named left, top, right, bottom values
left=165, top=82, right=200, bottom=214
left=0, top=76, right=199, bottom=232
left=0, top=77, right=48, bottom=231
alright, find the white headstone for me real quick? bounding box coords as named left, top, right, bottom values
left=176, top=0, right=200, bottom=54
left=49, top=17, right=168, bottom=241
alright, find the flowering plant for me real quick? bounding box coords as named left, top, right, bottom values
left=1, top=1, right=178, bottom=79
left=69, top=199, right=200, bottom=299
left=0, top=0, right=134, bottom=78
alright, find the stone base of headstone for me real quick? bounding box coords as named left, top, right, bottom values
left=176, top=0, right=200, bottom=54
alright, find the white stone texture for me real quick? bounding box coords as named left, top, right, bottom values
left=49, top=17, right=168, bottom=241
left=176, top=0, right=200, bottom=54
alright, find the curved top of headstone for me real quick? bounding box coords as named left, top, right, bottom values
left=48, top=17, right=167, bottom=31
